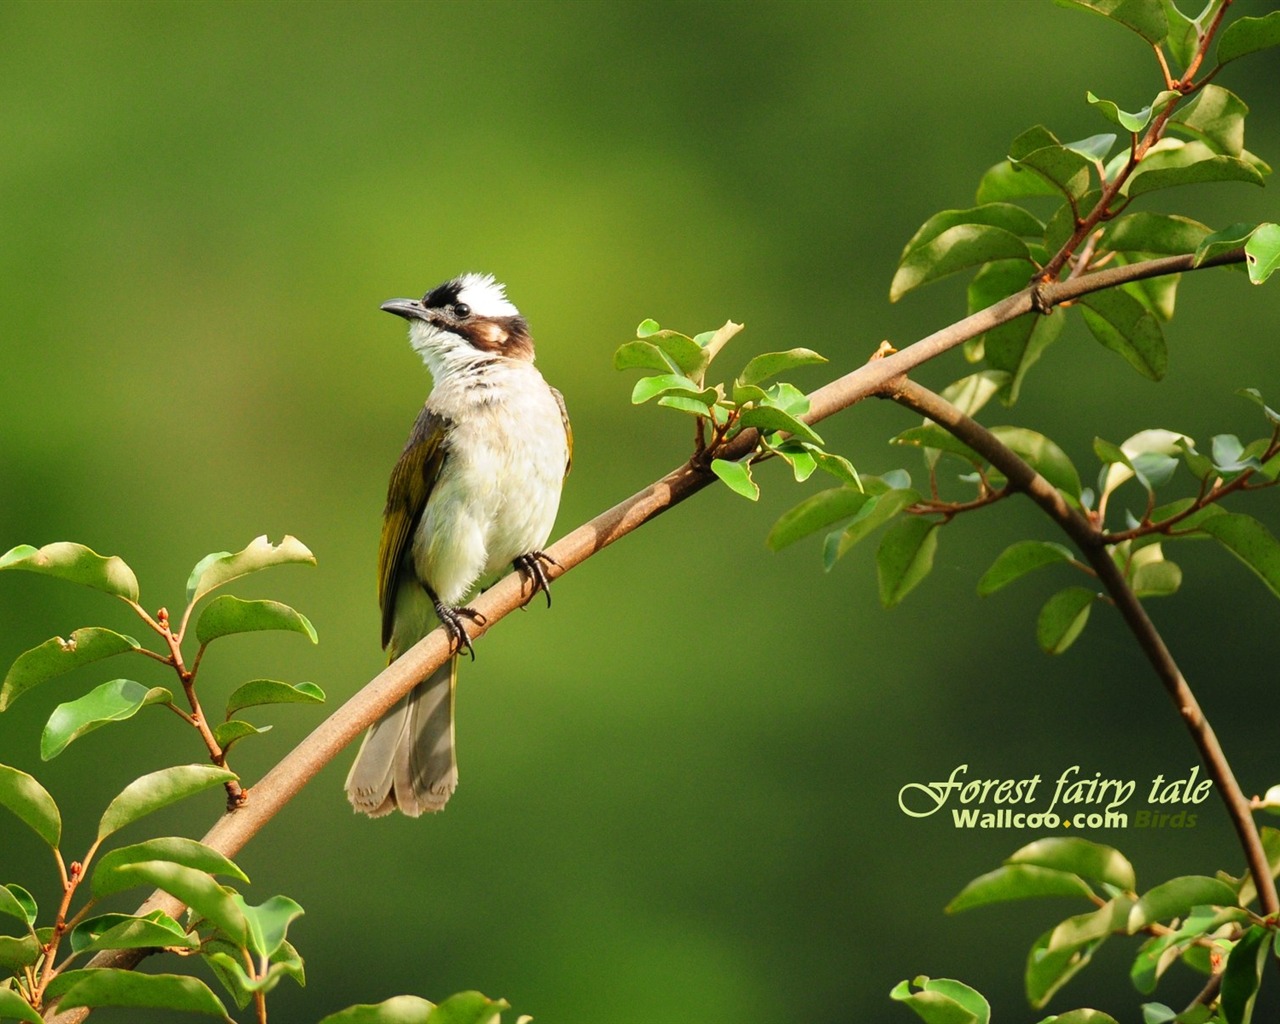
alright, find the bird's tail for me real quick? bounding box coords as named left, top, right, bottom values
left=345, top=656, right=458, bottom=817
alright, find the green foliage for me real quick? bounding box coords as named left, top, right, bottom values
left=615, top=318, right=856, bottom=504
left=0, top=627, right=140, bottom=712
left=0, top=536, right=508, bottom=1021
left=41, top=679, right=173, bottom=760
left=195, top=595, right=318, bottom=646
left=97, top=765, right=238, bottom=843
left=0, top=542, right=140, bottom=601
left=890, top=976, right=991, bottom=1024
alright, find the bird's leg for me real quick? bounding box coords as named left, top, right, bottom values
left=513, top=550, right=560, bottom=608
left=425, top=585, right=486, bottom=660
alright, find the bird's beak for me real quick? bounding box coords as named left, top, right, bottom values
left=381, top=298, right=431, bottom=321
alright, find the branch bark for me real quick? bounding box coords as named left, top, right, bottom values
left=881, top=375, right=1280, bottom=918
left=45, top=246, right=1253, bottom=1020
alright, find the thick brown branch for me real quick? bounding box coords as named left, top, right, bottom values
left=44, top=245, right=1251, bottom=1021
left=883, top=376, right=1279, bottom=920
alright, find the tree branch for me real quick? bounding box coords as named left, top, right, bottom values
left=44, top=245, right=1252, bottom=1021
left=880, top=375, right=1279, bottom=920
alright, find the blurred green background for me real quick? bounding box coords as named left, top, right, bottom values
left=3, top=1, right=1280, bottom=1021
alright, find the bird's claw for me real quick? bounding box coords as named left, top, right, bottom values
left=434, top=601, right=486, bottom=660
left=514, top=550, right=560, bottom=608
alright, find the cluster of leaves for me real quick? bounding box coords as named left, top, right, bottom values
left=895, top=833, right=1280, bottom=1024
left=615, top=318, right=859, bottom=499
left=0, top=540, right=518, bottom=1023
left=890, top=4, right=1279, bottom=405
left=770, top=377, right=1280, bottom=648
left=0, top=536, right=320, bottom=769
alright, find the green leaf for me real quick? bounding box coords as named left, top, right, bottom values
left=976, top=161, right=1062, bottom=203
left=225, top=679, right=325, bottom=716
left=768, top=488, right=872, bottom=551
left=1216, top=11, right=1280, bottom=64
left=824, top=489, right=921, bottom=569
left=890, top=224, right=1032, bottom=302
left=203, top=940, right=302, bottom=1009
left=990, top=426, right=1083, bottom=499
left=1025, top=900, right=1127, bottom=1008
left=947, top=864, right=1096, bottom=913
left=93, top=837, right=249, bottom=898
left=889, top=975, right=990, bottom=1024
left=0, top=763, right=61, bottom=847
left=1054, top=0, right=1168, bottom=43
left=0, top=627, right=141, bottom=712
left=212, top=720, right=272, bottom=750
left=764, top=381, right=809, bottom=416
left=41, top=679, right=172, bottom=760
left=1221, top=925, right=1269, bottom=1024
left=657, top=395, right=720, bottom=417
left=1063, top=133, right=1117, bottom=163
left=0, top=990, right=42, bottom=1024
left=1077, top=287, right=1168, bottom=380
left=773, top=443, right=817, bottom=482
left=1088, top=89, right=1179, bottom=133
left=1169, top=85, right=1247, bottom=157
left=813, top=450, right=862, bottom=485
left=1037, top=587, right=1096, bottom=654
left=737, top=405, right=823, bottom=446
left=425, top=991, right=512, bottom=1024
left=940, top=371, right=1010, bottom=418
left=629, top=373, right=716, bottom=407
left=698, top=319, right=745, bottom=363
left=891, top=425, right=983, bottom=467
left=185, top=535, right=315, bottom=606
left=710, top=459, right=759, bottom=500
left=234, top=894, right=304, bottom=958
left=636, top=318, right=660, bottom=337
left=1198, top=513, right=1280, bottom=598
left=0, top=934, right=41, bottom=974
left=1105, top=213, right=1211, bottom=255
left=111, top=860, right=248, bottom=944
left=70, top=910, right=199, bottom=954
left=1127, top=143, right=1265, bottom=198
left=613, top=340, right=671, bottom=372
left=97, top=764, right=237, bottom=843
left=644, top=331, right=709, bottom=377
left=900, top=204, right=1045, bottom=261
left=1161, top=0, right=1197, bottom=66
left=0, top=542, right=139, bottom=601
left=1011, top=144, right=1093, bottom=200
left=55, top=969, right=232, bottom=1020
left=1193, top=221, right=1262, bottom=267
left=736, top=348, right=827, bottom=387
left=319, top=996, right=437, bottom=1024
left=877, top=518, right=938, bottom=608
left=1008, top=837, right=1136, bottom=891
left=978, top=540, right=1076, bottom=596
left=1126, top=875, right=1239, bottom=932
left=195, top=596, right=318, bottom=647
left=0, top=884, right=36, bottom=926
left=985, top=309, right=1065, bottom=404
left=1131, top=558, right=1182, bottom=597
left=1245, top=223, right=1280, bottom=284
left=1237, top=387, right=1280, bottom=425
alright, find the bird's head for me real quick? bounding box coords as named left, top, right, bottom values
left=381, top=273, right=534, bottom=379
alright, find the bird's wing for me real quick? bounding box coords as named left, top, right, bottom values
left=551, top=385, right=573, bottom=476
left=378, top=408, right=449, bottom=649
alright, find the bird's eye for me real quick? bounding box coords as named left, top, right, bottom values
left=453, top=303, right=471, bottom=319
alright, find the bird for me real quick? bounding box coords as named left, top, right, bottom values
left=345, top=273, right=571, bottom=817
